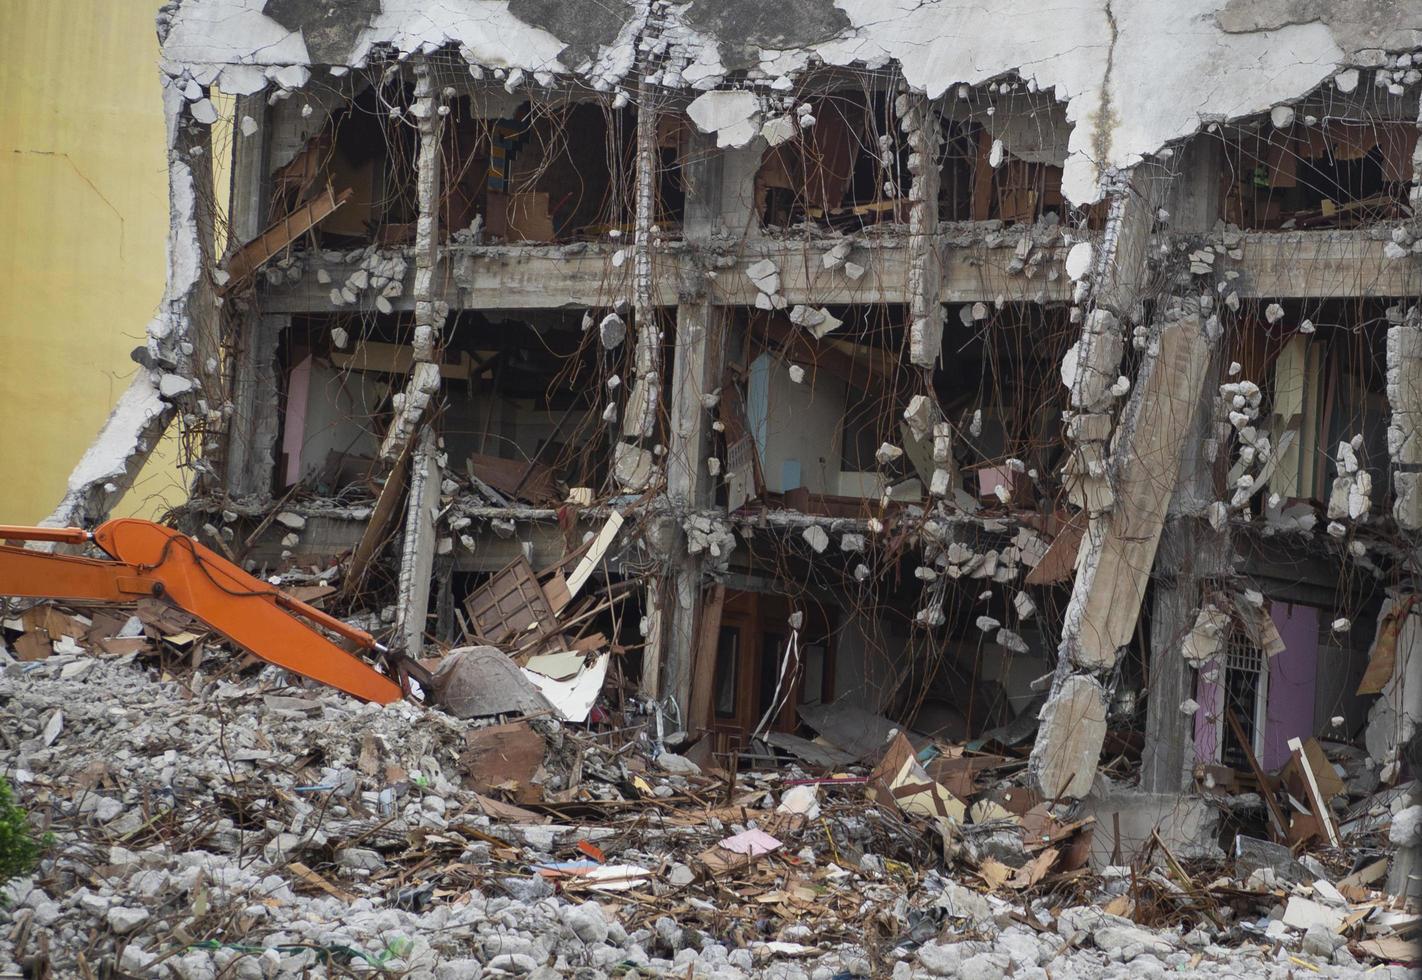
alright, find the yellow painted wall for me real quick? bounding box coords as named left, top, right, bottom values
left=0, top=1, right=185, bottom=523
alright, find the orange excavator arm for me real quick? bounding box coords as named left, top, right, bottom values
left=0, top=518, right=404, bottom=704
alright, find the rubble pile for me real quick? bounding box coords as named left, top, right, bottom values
left=0, top=616, right=1416, bottom=978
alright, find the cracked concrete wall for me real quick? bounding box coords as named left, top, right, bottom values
left=44, top=71, right=219, bottom=530
left=161, top=0, right=1422, bottom=206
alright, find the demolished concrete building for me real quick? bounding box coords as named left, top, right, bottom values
left=38, top=0, right=1422, bottom=883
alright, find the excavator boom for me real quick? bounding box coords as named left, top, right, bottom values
left=0, top=518, right=403, bottom=704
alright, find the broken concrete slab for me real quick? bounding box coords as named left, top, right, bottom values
left=1029, top=675, right=1107, bottom=801
left=1066, top=314, right=1213, bottom=671
left=1233, top=835, right=1312, bottom=886
left=1081, top=782, right=1222, bottom=867
left=430, top=646, right=554, bottom=720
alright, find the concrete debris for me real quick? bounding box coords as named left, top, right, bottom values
left=0, top=600, right=1415, bottom=977
left=746, top=258, right=780, bottom=296
left=1181, top=603, right=1230, bottom=667
left=875, top=442, right=904, bottom=465
left=612, top=441, right=656, bottom=490
left=1065, top=241, right=1093, bottom=281
left=598, top=312, right=627, bottom=349
left=1032, top=675, right=1109, bottom=800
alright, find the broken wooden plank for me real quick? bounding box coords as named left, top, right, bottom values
left=759, top=315, right=893, bottom=388
left=341, top=439, right=411, bottom=600
left=542, top=572, right=572, bottom=616
left=220, top=185, right=352, bottom=294
left=287, top=861, right=356, bottom=902
left=460, top=721, right=545, bottom=802
left=1228, top=707, right=1289, bottom=841
left=566, top=512, right=624, bottom=599
left=1023, top=515, right=1084, bottom=586
left=687, top=582, right=726, bottom=732
left=1280, top=737, right=1345, bottom=802
left=13, top=632, right=52, bottom=661
left=1287, top=736, right=1340, bottom=847
left=466, top=452, right=558, bottom=505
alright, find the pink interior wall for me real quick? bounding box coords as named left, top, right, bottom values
left=280, top=354, right=312, bottom=487
left=1194, top=601, right=1319, bottom=772
left=1261, top=602, right=1318, bottom=770
left=1194, top=666, right=1221, bottom=764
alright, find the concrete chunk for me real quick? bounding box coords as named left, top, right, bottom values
left=1031, top=675, right=1107, bottom=800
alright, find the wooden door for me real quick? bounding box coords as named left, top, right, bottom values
left=705, top=591, right=837, bottom=754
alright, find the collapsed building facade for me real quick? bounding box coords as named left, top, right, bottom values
left=56, top=0, right=1422, bottom=874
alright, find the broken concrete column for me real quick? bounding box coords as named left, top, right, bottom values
left=379, top=61, right=445, bottom=462
left=1075, top=312, right=1214, bottom=667
left=1033, top=674, right=1109, bottom=801
left=1140, top=328, right=1229, bottom=794
left=628, top=75, right=661, bottom=441
left=384, top=61, right=446, bottom=655
left=395, top=427, right=441, bottom=657
left=1031, top=169, right=1215, bottom=801
left=223, top=314, right=282, bottom=501
left=658, top=124, right=731, bottom=714
left=47, top=86, right=220, bottom=528
left=628, top=72, right=676, bottom=704
left=1034, top=311, right=1216, bottom=799
left=900, top=92, right=943, bottom=369
left=1388, top=306, right=1422, bottom=529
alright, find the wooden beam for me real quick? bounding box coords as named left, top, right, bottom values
left=1228, top=706, right=1290, bottom=841
left=758, top=315, right=893, bottom=388
left=221, top=185, right=352, bottom=293
left=688, top=583, right=727, bottom=732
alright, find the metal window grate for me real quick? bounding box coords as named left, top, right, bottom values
left=1220, top=628, right=1267, bottom=768
left=1224, top=633, right=1265, bottom=674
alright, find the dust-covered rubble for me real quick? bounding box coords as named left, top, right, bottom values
left=0, top=649, right=1416, bottom=978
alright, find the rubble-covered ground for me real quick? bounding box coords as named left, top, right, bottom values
left=0, top=645, right=1416, bottom=979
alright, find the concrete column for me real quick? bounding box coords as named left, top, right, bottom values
left=1389, top=306, right=1422, bottom=529
left=658, top=298, right=727, bottom=714
left=395, top=426, right=441, bottom=656
left=646, top=128, right=727, bottom=716
left=1161, top=137, right=1224, bottom=235
left=223, top=314, right=283, bottom=501
left=1140, top=346, right=1228, bottom=791
left=1031, top=172, right=1219, bottom=802
left=227, top=93, right=269, bottom=245
left=1049, top=181, right=1152, bottom=679
left=219, top=94, right=276, bottom=502
left=717, top=143, right=761, bottom=237
left=379, top=60, right=445, bottom=462
left=388, top=60, right=446, bottom=655
left=902, top=93, right=943, bottom=369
